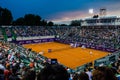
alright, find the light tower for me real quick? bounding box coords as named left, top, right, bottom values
left=88, top=8, right=94, bottom=17
left=89, top=9, right=94, bottom=14
left=99, top=8, right=107, bottom=16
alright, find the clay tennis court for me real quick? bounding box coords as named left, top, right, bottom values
left=23, top=42, right=109, bottom=69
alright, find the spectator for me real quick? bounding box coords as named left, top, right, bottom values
left=92, top=66, right=117, bottom=80
left=8, top=68, right=20, bottom=80
left=4, top=64, right=12, bottom=80
left=37, top=64, right=70, bottom=80
left=85, top=68, right=92, bottom=80
left=0, top=69, right=4, bottom=80
left=22, top=69, right=36, bottom=80
left=78, top=72, right=89, bottom=80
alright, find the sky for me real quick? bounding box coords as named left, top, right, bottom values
left=0, top=0, right=120, bottom=24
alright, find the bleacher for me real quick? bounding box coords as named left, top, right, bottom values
left=0, top=25, right=120, bottom=52
left=0, top=25, right=120, bottom=80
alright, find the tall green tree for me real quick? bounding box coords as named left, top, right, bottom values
left=40, top=20, right=47, bottom=26
left=35, top=15, right=41, bottom=26
left=24, top=14, right=41, bottom=26
left=12, top=17, right=25, bottom=25
left=0, top=7, right=3, bottom=25
left=47, top=21, right=54, bottom=26
left=0, top=7, right=13, bottom=25
left=70, top=20, right=81, bottom=26
left=24, top=14, right=35, bottom=26
left=60, top=24, right=68, bottom=26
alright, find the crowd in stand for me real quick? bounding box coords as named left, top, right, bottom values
left=0, top=41, right=47, bottom=80
left=1, top=26, right=120, bottom=52
left=12, top=26, right=53, bottom=37
left=56, top=26, right=120, bottom=51
left=0, top=26, right=120, bottom=80
left=0, top=41, right=120, bottom=80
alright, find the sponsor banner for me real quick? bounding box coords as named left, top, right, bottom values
left=55, top=39, right=116, bottom=52
left=16, top=38, right=55, bottom=45
left=19, top=38, right=115, bottom=53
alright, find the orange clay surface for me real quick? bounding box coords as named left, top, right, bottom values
left=23, top=42, right=109, bottom=69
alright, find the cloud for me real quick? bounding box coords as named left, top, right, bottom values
left=1, top=0, right=120, bottom=24
left=100, top=3, right=120, bottom=16
left=49, top=1, right=120, bottom=24
left=48, top=10, right=91, bottom=24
